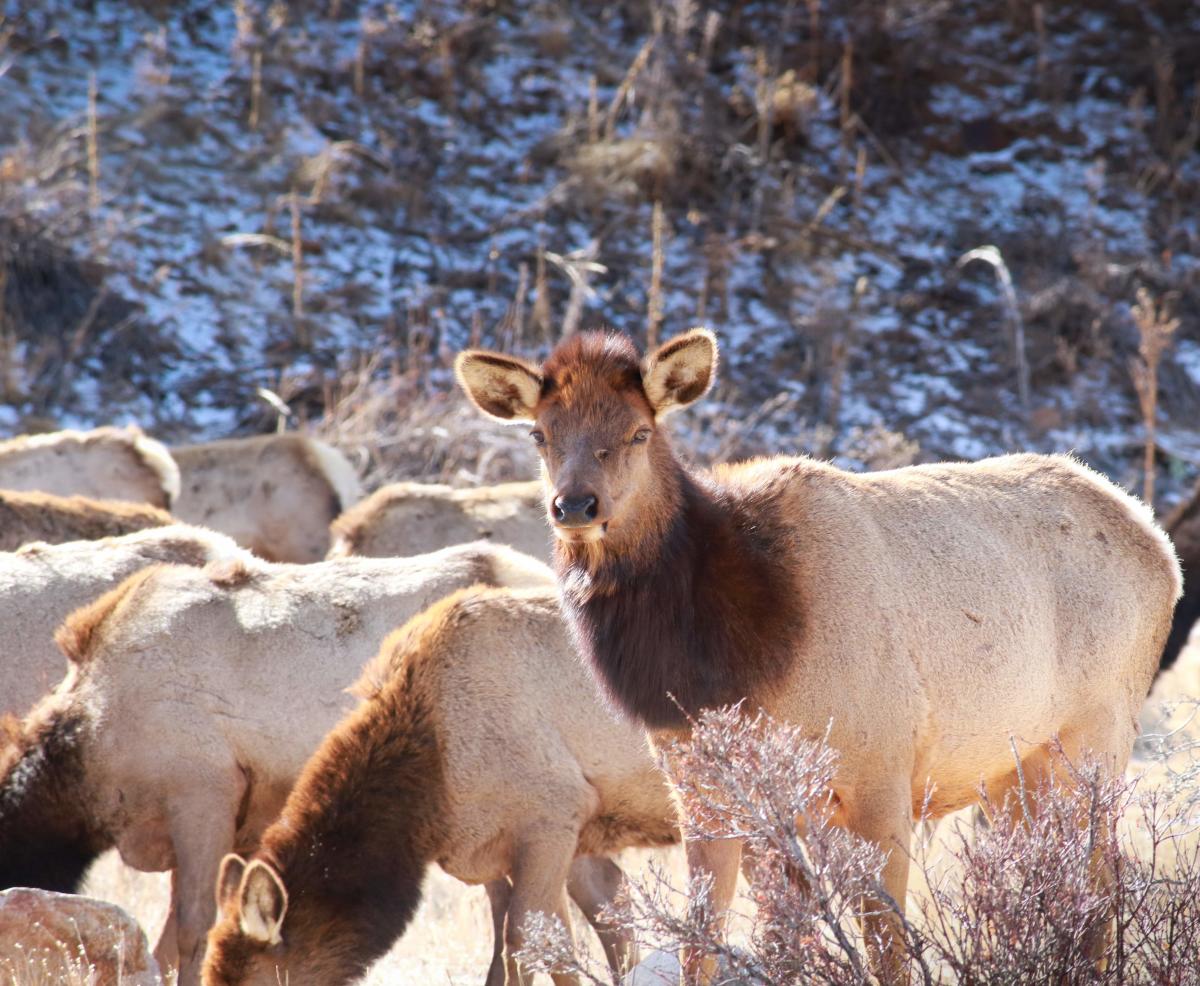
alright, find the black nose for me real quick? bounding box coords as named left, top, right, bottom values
left=553, top=493, right=599, bottom=527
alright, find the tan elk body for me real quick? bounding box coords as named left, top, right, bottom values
left=329, top=479, right=548, bottom=562
left=456, top=328, right=1182, bottom=980
left=172, top=434, right=361, bottom=562
left=0, top=426, right=179, bottom=508
left=0, top=543, right=551, bottom=986
left=0, top=524, right=245, bottom=718
left=203, top=586, right=677, bottom=986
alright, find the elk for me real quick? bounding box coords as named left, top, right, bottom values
left=0, top=426, right=179, bottom=508
left=202, top=586, right=678, bottom=986
left=0, top=524, right=245, bottom=718
left=171, top=433, right=362, bottom=562
left=328, top=479, right=549, bottom=562
left=457, top=328, right=1182, bottom=981
left=0, top=490, right=171, bottom=552
left=0, top=543, right=552, bottom=986
left=1159, top=482, right=1200, bottom=671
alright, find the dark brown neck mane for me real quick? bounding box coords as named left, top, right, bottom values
left=556, top=449, right=802, bottom=731
left=0, top=707, right=112, bottom=891
left=208, top=663, right=446, bottom=986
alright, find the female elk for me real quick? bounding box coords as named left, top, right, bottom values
left=457, top=328, right=1181, bottom=981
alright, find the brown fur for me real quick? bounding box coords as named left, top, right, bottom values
left=0, top=491, right=171, bottom=551
left=0, top=703, right=109, bottom=892
left=1161, top=483, right=1200, bottom=670
left=53, top=566, right=163, bottom=666
left=204, top=557, right=257, bottom=588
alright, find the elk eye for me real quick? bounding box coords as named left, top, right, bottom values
left=595, top=448, right=610, bottom=462
left=530, top=430, right=546, bottom=446
left=630, top=428, right=651, bottom=445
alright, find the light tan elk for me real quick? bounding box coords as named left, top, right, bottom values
left=203, top=586, right=678, bottom=986
left=171, top=434, right=362, bottom=562
left=457, top=328, right=1182, bottom=981
left=0, top=426, right=179, bottom=508
left=328, top=479, right=549, bottom=561
left=0, top=490, right=172, bottom=552
left=0, top=524, right=245, bottom=718
left=0, top=543, right=551, bottom=986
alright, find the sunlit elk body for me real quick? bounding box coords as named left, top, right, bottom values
left=457, top=329, right=1182, bottom=982
left=0, top=489, right=172, bottom=552
left=0, top=542, right=552, bottom=986
left=171, top=434, right=362, bottom=562
left=1159, top=481, right=1200, bottom=672
left=328, top=479, right=549, bottom=562
left=0, top=524, right=245, bottom=718
left=202, top=586, right=678, bottom=986
left=0, top=426, right=179, bottom=509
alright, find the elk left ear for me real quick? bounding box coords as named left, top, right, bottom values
left=455, top=350, right=543, bottom=422
left=239, top=860, right=288, bottom=945
left=215, top=853, right=247, bottom=911
left=642, top=328, right=718, bottom=416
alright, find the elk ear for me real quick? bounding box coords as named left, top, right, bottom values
left=642, top=328, right=718, bottom=416
left=239, top=860, right=288, bottom=945
left=215, top=853, right=247, bottom=911
left=455, top=350, right=543, bottom=422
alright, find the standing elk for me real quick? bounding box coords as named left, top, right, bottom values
left=0, top=426, right=179, bottom=508
left=328, top=479, right=549, bottom=562
left=0, top=543, right=551, bottom=986
left=202, top=586, right=678, bottom=986
left=0, top=524, right=245, bottom=718
left=0, top=490, right=171, bottom=552
left=457, top=328, right=1181, bottom=981
left=171, top=434, right=362, bottom=562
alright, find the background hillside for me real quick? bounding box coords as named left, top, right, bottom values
left=2, top=0, right=1198, bottom=503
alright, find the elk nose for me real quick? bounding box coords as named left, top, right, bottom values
left=553, top=493, right=599, bottom=527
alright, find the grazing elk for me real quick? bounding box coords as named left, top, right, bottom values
left=0, top=543, right=551, bottom=986
left=328, top=479, right=549, bottom=562
left=171, top=434, right=362, bottom=562
left=0, top=524, right=245, bottom=718
left=457, top=328, right=1182, bottom=982
left=0, top=490, right=171, bottom=552
left=1159, top=483, right=1200, bottom=671
left=202, top=586, right=678, bottom=986
left=0, top=426, right=179, bottom=508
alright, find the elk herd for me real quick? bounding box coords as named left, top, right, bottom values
left=0, top=330, right=1195, bottom=986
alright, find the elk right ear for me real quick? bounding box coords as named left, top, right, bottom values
left=455, top=351, right=543, bottom=422
left=215, top=853, right=247, bottom=911
left=239, top=860, right=288, bottom=945
left=642, top=328, right=718, bottom=416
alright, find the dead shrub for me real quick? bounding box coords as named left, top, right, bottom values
left=517, top=707, right=1200, bottom=985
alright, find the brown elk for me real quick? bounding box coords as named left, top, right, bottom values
left=0, top=426, right=179, bottom=508
left=457, top=328, right=1181, bottom=981
left=0, top=490, right=171, bottom=552
left=328, top=479, right=549, bottom=562
left=171, top=434, right=362, bottom=562
left=202, top=586, right=677, bottom=986
left=0, top=543, right=551, bottom=986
